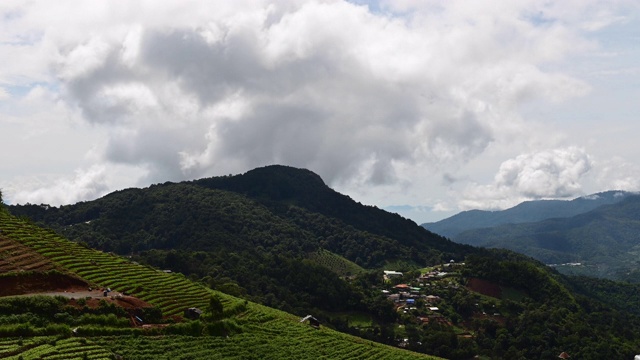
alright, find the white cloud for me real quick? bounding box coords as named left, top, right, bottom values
left=0, top=0, right=637, bottom=219
left=58, top=37, right=111, bottom=81
left=44, top=1, right=595, bottom=185
left=461, top=147, right=592, bottom=209
left=594, top=156, right=640, bottom=192
left=8, top=165, right=109, bottom=206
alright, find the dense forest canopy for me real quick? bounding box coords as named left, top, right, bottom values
left=447, top=194, right=640, bottom=281
left=423, top=190, right=633, bottom=238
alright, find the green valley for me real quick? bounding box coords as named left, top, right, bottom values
left=0, top=204, right=437, bottom=360
left=5, top=166, right=640, bottom=359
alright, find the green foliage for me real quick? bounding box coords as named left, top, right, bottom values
left=307, top=249, right=365, bottom=276
left=207, top=295, right=223, bottom=320
left=459, top=251, right=640, bottom=359
left=0, top=209, right=438, bottom=359
left=465, top=252, right=576, bottom=307
left=0, top=295, right=67, bottom=317
left=201, top=318, right=243, bottom=337
left=454, top=194, right=640, bottom=281
left=7, top=166, right=472, bottom=317
left=424, top=190, right=631, bottom=238
left=166, top=320, right=205, bottom=336
left=77, top=313, right=129, bottom=327
left=0, top=293, right=133, bottom=337
left=140, top=307, right=163, bottom=324
left=565, top=275, right=640, bottom=315
left=7, top=166, right=640, bottom=359
left=0, top=322, right=72, bottom=337
left=0, top=337, right=115, bottom=360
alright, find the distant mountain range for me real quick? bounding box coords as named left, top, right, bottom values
left=423, top=191, right=640, bottom=281
left=422, top=191, right=633, bottom=238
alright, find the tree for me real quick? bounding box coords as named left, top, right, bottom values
left=207, top=295, right=224, bottom=321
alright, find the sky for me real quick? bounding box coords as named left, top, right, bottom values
left=1, top=0, right=639, bottom=224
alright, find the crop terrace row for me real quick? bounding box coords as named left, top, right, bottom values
left=0, top=335, right=114, bottom=360
left=1, top=214, right=215, bottom=317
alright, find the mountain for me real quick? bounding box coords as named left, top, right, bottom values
left=13, top=165, right=468, bottom=264
left=193, top=165, right=465, bottom=255
left=8, top=165, right=475, bottom=318
left=0, top=205, right=437, bottom=359
left=8, top=166, right=640, bottom=358
left=452, top=194, right=640, bottom=281
left=422, top=190, right=633, bottom=238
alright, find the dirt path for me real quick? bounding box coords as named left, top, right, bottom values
left=0, top=272, right=153, bottom=309
left=30, top=289, right=105, bottom=299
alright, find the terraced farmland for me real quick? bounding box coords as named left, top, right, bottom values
left=0, top=337, right=114, bottom=360
left=308, top=249, right=365, bottom=276
left=0, top=211, right=217, bottom=317
left=0, top=209, right=439, bottom=359
left=93, top=301, right=435, bottom=360
left=0, top=235, right=57, bottom=273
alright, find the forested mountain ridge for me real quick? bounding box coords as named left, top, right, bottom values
left=193, top=166, right=461, bottom=253
left=8, top=166, right=474, bottom=314
left=451, top=194, right=640, bottom=281
left=422, top=190, right=633, bottom=238
left=10, top=166, right=473, bottom=268
left=0, top=205, right=438, bottom=360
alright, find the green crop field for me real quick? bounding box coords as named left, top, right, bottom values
left=0, top=211, right=216, bottom=317
left=0, top=337, right=114, bottom=360
left=0, top=209, right=439, bottom=359
left=308, top=249, right=365, bottom=276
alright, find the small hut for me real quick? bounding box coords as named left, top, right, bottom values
left=184, top=307, right=203, bottom=320
left=300, top=315, right=320, bottom=329
left=558, top=352, right=570, bottom=359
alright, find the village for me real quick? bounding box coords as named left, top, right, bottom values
left=372, top=259, right=513, bottom=352
left=382, top=261, right=468, bottom=329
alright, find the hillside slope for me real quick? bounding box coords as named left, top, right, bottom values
left=9, top=165, right=475, bottom=316
left=8, top=167, right=640, bottom=358
left=454, top=195, right=640, bottom=280
left=194, top=165, right=465, bottom=254
left=0, top=206, right=438, bottom=360
left=422, top=190, right=632, bottom=238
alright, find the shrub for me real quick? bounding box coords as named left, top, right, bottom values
left=166, top=320, right=205, bottom=336
left=206, top=319, right=243, bottom=336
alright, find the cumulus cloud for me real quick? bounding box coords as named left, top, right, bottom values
left=9, top=165, right=109, bottom=206
left=594, top=156, right=640, bottom=192
left=54, top=1, right=596, bottom=184
left=1, top=0, right=632, bottom=208
left=461, top=147, right=592, bottom=209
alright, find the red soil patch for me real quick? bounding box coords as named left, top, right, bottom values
left=0, top=236, right=57, bottom=273
left=467, top=277, right=502, bottom=299
left=0, top=272, right=89, bottom=297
